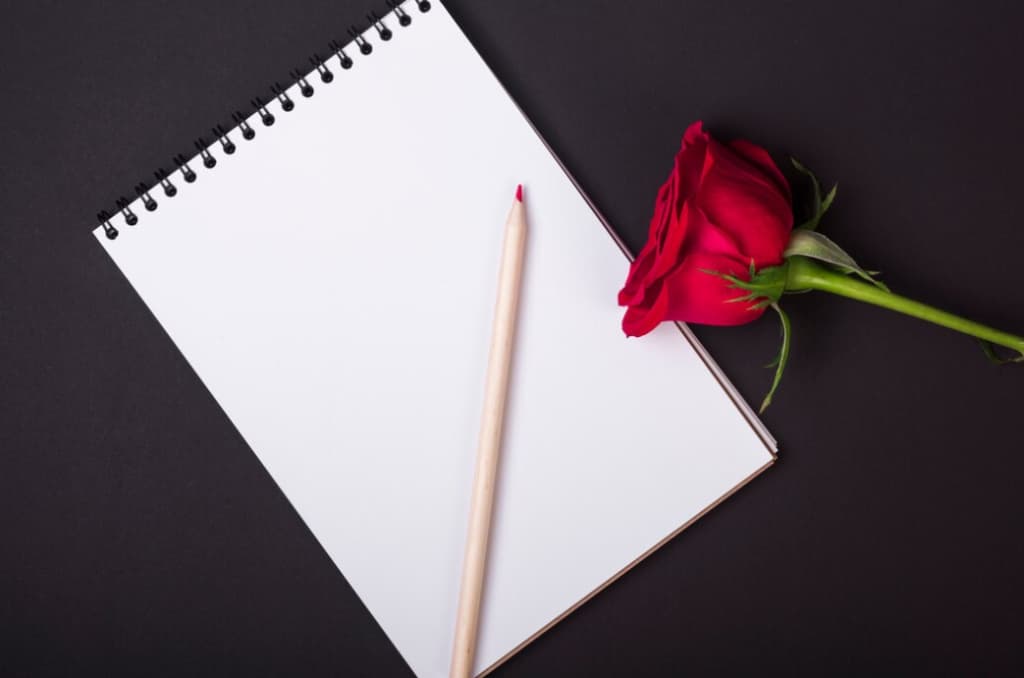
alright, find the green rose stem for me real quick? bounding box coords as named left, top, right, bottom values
left=784, top=256, right=1024, bottom=355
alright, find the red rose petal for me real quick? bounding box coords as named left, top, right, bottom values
left=661, top=252, right=768, bottom=326
left=679, top=204, right=745, bottom=261
left=696, top=141, right=793, bottom=266
left=618, top=238, right=658, bottom=306
left=672, top=124, right=708, bottom=216
left=729, top=138, right=791, bottom=200
left=650, top=201, right=694, bottom=281
left=621, top=280, right=671, bottom=337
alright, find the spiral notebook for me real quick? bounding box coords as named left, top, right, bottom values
left=92, top=2, right=776, bottom=676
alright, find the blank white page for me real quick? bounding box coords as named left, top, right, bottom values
left=94, top=2, right=775, bottom=676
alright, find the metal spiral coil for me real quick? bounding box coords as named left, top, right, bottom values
left=96, top=0, right=427, bottom=240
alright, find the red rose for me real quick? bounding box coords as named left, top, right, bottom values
left=618, top=121, right=794, bottom=336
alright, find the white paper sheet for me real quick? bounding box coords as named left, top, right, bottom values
left=93, top=3, right=775, bottom=675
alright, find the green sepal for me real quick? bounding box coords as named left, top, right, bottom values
left=979, top=339, right=1024, bottom=365
left=784, top=230, right=890, bottom=292
left=790, top=158, right=837, bottom=232
left=820, top=183, right=837, bottom=217
left=700, top=262, right=790, bottom=307
left=760, top=303, right=792, bottom=413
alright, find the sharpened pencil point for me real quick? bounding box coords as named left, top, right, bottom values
left=515, top=184, right=523, bottom=202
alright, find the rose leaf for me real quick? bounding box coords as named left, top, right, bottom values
left=978, top=339, right=1024, bottom=365
left=783, top=229, right=889, bottom=292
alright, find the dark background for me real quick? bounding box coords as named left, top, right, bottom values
left=2, top=1, right=1022, bottom=675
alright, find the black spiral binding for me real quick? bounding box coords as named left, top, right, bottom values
left=96, top=1, right=429, bottom=240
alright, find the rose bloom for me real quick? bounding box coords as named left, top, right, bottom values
left=619, top=121, right=794, bottom=336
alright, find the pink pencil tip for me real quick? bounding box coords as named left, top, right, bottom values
left=515, top=184, right=523, bottom=202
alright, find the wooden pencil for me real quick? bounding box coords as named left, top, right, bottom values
left=450, top=184, right=528, bottom=678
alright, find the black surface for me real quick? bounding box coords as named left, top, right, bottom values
left=2, top=1, right=1022, bottom=675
